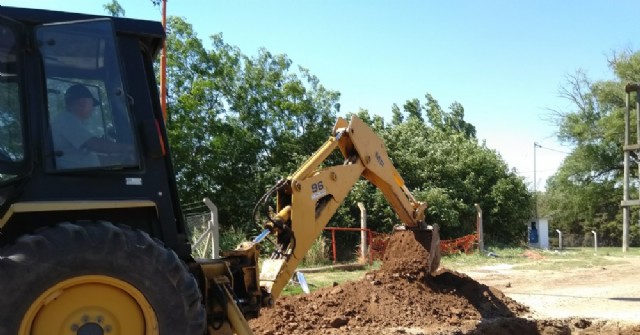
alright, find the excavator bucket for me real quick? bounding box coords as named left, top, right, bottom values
left=427, top=225, right=441, bottom=273
left=383, top=224, right=441, bottom=275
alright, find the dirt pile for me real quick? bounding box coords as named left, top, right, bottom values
left=249, top=230, right=640, bottom=334
left=249, top=230, right=528, bottom=334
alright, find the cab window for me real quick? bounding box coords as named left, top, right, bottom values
left=0, top=22, right=24, bottom=182
left=37, top=20, right=138, bottom=170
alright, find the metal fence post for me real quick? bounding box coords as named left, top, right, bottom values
left=203, top=198, right=219, bottom=259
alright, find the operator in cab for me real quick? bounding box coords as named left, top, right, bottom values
left=51, top=84, right=133, bottom=169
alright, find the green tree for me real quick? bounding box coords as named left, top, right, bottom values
left=160, top=16, right=531, bottom=247
left=546, top=51, right=640, bottom=246
left=386, top=115, right=528, bottom=242
left=103, top=0, right=125, bottom=17
left=163, top=17, right=339, bottom=234
left=334, top=96, right=531, bottom=244
left=391, top=104, right=404, bottom=126
left=425, top=94, right=476, bottom=139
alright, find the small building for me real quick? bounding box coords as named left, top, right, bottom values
left=525, top=218, right=549, bottom=249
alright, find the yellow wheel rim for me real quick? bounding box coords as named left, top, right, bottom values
left=19, top=275, right=159, bottom=335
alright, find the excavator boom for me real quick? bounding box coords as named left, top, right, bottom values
left=257, top=116, right=441, bottom=298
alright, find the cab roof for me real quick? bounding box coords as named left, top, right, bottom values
left=0, top=6, right=165, bottom=57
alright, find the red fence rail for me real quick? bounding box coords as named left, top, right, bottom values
left=324, top=227, right=374, bottom=265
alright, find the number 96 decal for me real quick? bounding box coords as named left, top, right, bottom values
left=311, top=181, right=327, bottom=200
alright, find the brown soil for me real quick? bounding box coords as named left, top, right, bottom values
left=249, top=231, right=640, bottom=334
left=381, top=229, right=438, bottom=274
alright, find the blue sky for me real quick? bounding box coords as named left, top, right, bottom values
left=2, top=1, right=636, bottom=190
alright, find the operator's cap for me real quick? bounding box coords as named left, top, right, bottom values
left=65, top=84, right=99, bottom=107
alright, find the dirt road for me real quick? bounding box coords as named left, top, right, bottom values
left=461, top=255, right=640, bottom=322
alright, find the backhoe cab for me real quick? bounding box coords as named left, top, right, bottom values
left=0, top=7, right=212, bottom=335
left=0, top=6, right=438, bottom=335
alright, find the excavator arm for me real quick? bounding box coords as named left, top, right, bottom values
left=256, top=116, right=440, bottom=299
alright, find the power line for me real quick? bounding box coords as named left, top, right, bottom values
left=534, top=143, right=571, bottom=155
left=519, top=168, right=561, bottom=174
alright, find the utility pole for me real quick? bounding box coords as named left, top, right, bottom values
left=159, top=0, right=168, bottom=121
left=621, top=83, right=640, bottom=253
left=533, top=142, right=542, bottom=219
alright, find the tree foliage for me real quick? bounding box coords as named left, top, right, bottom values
left=164, top=17, right=339, bottom=235
left=334, top=98, right=530, bottom=242
left=545, top=50, right=640, bottom=246
left=161, top=16, right=531, bottom=245
left=103, top=0, right=125, bottom=17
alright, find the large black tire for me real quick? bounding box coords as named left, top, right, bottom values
left=0, top=221, right=206, bottom=335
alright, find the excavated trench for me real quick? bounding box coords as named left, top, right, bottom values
left=249, top=231, right=640, bottom=335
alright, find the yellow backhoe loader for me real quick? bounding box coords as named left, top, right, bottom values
left=0, top=6, right=439, bottom=335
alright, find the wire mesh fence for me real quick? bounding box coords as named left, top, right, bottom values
left=184, top=212, right=209, bottom=256
left=182, top=201, right=215, bottom=258
left=549, top=233, right=621, bottom=248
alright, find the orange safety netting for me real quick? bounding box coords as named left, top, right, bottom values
left=439, top=234, right=477, bottom=255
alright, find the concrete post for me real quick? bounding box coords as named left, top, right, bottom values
left=556, top=229, right=562, bottom=250
left=474, top=203, right=484, bottom=253
left=357, top=202, right=367, bottom=259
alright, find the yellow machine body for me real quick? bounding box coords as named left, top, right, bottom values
left=258, top=116, right=440, bottom=298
